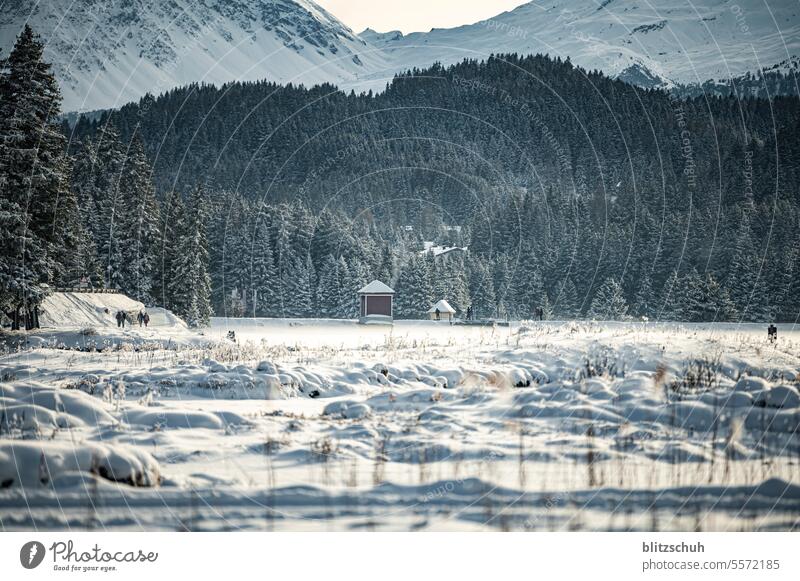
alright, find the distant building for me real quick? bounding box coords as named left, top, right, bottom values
left=358, top=280, right=395, bottom=324
left=420, top=243, right=468, bottom=264
left=428, top=299, right=456, bottom=322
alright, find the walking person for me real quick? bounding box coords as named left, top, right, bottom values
left=115, top=310, right=122, bottom=328
left=137, top=311, right=144, bottom=327
left=768, top=324, right=777, bottom=343
left=143, top=312, right=150, bottom=328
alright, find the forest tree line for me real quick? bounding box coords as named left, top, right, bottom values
left=2, top=26, right=799, bottom=327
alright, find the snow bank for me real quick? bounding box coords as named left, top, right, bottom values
left=0, top=440, right=160, bottom=488
left=38, top=291, right=186, bottom=330
left=39, top=292, right=144, bottom=328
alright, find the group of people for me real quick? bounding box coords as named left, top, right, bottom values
left=115, top=310, right=150, bottom=328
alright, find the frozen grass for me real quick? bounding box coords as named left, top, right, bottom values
left=0, top=318, right=798, bottom=531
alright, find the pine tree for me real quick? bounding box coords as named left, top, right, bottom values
left=395, top=254, right=434, bottom=319
left=726, top=216, right=770, bottom=321
left=283, top=253, right=315, bottom=317
left=437, top=255, right=470, bottom=316
left=316, top=254, right=343, bottom=318
left=0, top=25, right=70, bottom=327
left=589, top=277, right=628, bottom=320
left=169, top=188, right=212, bottom=327
left=335, top=255, right=354, bottom=318
left=658, top=270, right=684, bottom=321
left=697, top=272, right=738, bottom=321
left=250, top=216, right=280, bottom=316
left=469, top=257, right=496, bottom=320
left=154, top=191, right=184, bottom=310
left=632, top=272, right=655, bottom=320
left=554, top=276, right=580, bottom=319
left=117, top=135, right=161, bottom=303
left=375, top=246, right=394, bottom=285
left=680, top=269, right=705, bottom=321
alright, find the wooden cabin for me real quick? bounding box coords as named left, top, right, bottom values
left=357, top=280, right=395, bottom=324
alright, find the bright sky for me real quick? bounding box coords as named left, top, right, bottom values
left=315, top=0, right=531, bottom=34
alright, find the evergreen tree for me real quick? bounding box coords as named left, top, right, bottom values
left=250, top=216, right=280, bottom=316
left=154, top=190, right=184, bottom=310
left=469, top=257, right=496, bottom=319
left=0, top=25, right=70, bottom=327
left=395, top=254, right=434, bottom=319
left=553, top=276, right=580, bottom=319
left=336, top=255, right=355, bottom=318
left=438, top=255, right=470, bottom=316
left=169, top=188, right=212, bottom=327
left=91, top=122, right=128, bottom=289
left=589, top=277, right=628, bottom=320
left=726, top=217, right=770, bottom=321
left=658, top=270, right=684, bottom=321
left=283, top=253, right=315, bottom=317
left=316, top=254, right=343, bottom=318
left=375, top=246, right=394, bottom=285
left=632, top=272, right=656, bottom=319
left=116, top=136, right=161, bottom=303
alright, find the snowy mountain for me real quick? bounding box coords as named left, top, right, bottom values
left=2, top=0, right=797, bottom=112
left=0, top=0, right=386, bottom=112
left=358, top=0, right=800, bottom=91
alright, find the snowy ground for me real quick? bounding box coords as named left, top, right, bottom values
left=1, top=311, right=799, bottom=531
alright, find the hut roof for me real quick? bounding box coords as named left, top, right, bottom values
left=358, top=280, right=395, bottom=294
left=428, top=299, right=456, bottom=314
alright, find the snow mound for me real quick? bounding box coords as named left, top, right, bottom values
left=0, top=440, right=160, bottom=488
left=39, top=292, right=185, bottom=329
left=0, top=383, right=116, bottom=429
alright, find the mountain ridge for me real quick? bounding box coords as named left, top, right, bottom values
left=0, top=0, right=386, bottom=111
left=2, top=0, right=798, bottom=111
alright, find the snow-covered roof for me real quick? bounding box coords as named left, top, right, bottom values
left=358, top=280, right=395, bottom=294
left=428, top=299, right=456, bottom=313
left=420, top=245, right=468, bottom=258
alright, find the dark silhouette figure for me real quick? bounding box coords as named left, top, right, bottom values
left=115, top=311, right=123, bottom=328
left=137, top=311, right=145, bottom=327
left=768, top=324, right=778, bottom=343
left=466, top=306, right=473, bottom=321
left=435, top=308, right=441, bottom=321
left=143, top=312, right=150, bottom=327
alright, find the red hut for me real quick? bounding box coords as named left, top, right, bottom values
left=358, top=280, right=394, bottom=324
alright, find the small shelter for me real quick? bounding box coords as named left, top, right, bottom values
left=357, top=280, right=395, bottom=324
left=428, top=299, right=456, bottom=322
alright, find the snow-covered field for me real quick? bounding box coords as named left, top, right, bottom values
left=1, top=308, right=799, bottom=531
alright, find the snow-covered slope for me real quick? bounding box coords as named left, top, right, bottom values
left=358, top=0, right=800, bottom=90
left=38, top=292, right=185, bottom=329
left=0, top=0, right=385, bottom=112
left=2, top=0, right=796, bottom=111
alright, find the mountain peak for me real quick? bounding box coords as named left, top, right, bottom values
left=0, top=0, right=384, bottom=111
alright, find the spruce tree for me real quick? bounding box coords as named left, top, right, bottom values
left=589, top=277, right=628, bottom=320
left=283, top=253, right=315, bottom=317
left=250, top=216, right=280, bottom=316
left=554, top=276, right=580, bottom=319
left=316, top=254, right=343, bottom=318
left=0, top=25, right=69, bottom=326
left=658, top=270, right=684, bottom=321
left=632, top=272, right=656, bottom=320
left=154, top=190, right=184, bottom=310
left=117, top=136, right=161, bottom=303
left=169, top=188, right=212, bottom=327
left=469, top=258, right=496, bottom=320
left=395, top=254, right=434, bottom=319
